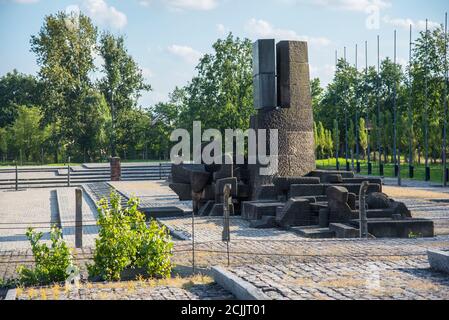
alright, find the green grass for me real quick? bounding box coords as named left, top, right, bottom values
left=316, top=157, right=447, bottom=184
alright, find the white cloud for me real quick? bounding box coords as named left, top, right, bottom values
left=78, top=0, right=127, bottom=29
left=167, top=44, right=202, bottom=64
left=382, top=16, right=441, bottom=31
left=162, top=0, right=218, bottom=11
left=216, top=23, right=228, bottom=35
left=245, top=18, right=331, bottom=47
left=279, top=0, right=391, bottom=12
left=310, top=63, right=335, bottom=86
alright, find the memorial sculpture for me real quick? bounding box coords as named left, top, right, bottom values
left=168, top=39, right=434, bottom=239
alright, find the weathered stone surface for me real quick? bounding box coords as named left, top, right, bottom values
left=326, top=186, right=358, bottom=222
left=275, top=197, right=311, bottom=227
left=198, top=200, right=214, bottom=216
left=255, top=185, right=278, bottom=200
left=350, top=218, right=434, bottom=238
left=428, top=250, right=449, bottom=274
left=331, top=183, right=381, bottom=195
left=366, top=192, right=390, bottom=209
left=169, top=183, right=192, bottom=201
left=171, top=163, right=206, bottom=184
left=366, top=192, right=412, bottom=218
left=347, top=193, right=356, bottom=210
left=273, top=176, right=320, bottom=194
left=329, top=223, right=359, bottom=238
left=242, top=201, right=284, bottom=220
left=289, top=184, right=325, bottom=197
left=190, top=170, right=211, bottom=193
left=306, top=170, right=354, bottom=179
left=249, top=40, right=316, bottom=191
left=213, top=155, right=234, bottom=181
left=322, top=174, right=343, bottom=184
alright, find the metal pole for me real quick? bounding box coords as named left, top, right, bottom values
left=359, top=181, right=369, bottom=238
left=393, top=30, right=401, bottom=186
left=377, top=35, right=383, bottom=176
left=443, top=13, right=448, bottom=186
left=393, top=30, right=398, bottom=179
left=67, top=156, right=71, bottom=187
left=335, top=49, right=340, bottom=171
left=15, top=160, right=18, bottom=191
left=344, top=46, right=349, bottom=171
left=408, top=24, right=414, bottom=179
left=75, top=188, right=83, bottom=248
left=355, top=44, right=360, bottom=173
left=366, top=40, right=371, bottom=175
left=425, top=19, right=430, bottom=181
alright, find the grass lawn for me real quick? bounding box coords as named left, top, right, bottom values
left=316, top=157, right=448, bottom=184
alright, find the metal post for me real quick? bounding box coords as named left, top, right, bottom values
left=15, top=160, right=18, bottom=191
left=424, top=19, right=430, bottom=181
left=222, top=184, right=231, bottom=267
left=191, top=191, right=201, bottom=274
left=335, top=49, right=340, bottom=171
left=67, top=156, right=71, bottom=187
left=443, top=13, right=448, bottom=186
left=366, top=40, right=371, bottom=174
left=75, top=188, right=83, bottom=248
left=344, top=46, right=350, bottom=171
left=377, top=35, right=383, bottom=177
left=393, top=30, right=401, bottom=186
left=359, top=181, right=369, bottom=238
left=408, top=24, right=414, bottom=179
left=355, top=44, right=360, bottom=173
left=159, top=162, right=162, bottom=180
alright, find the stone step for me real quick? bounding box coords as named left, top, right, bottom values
left=289, top=226, right=336, bottom=239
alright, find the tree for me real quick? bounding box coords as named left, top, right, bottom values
left=31, top=11, right=100, bottom=161
left=332, top=119, right=340, bottom=161
left=9, top=106, right=49, bottom=163
left=0, top=70, right=41, bottom=128
left=179, top=33, right=254, bottom=134
left=359, top=117, right=368, bottom=159
left=98, top=33, right=151, bottom=156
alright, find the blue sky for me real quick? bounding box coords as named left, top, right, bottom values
left=0, top=0, right=448, bottom=107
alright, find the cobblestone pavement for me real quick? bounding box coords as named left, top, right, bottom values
left=15, top=277, right=234, bottom=300
left=227, top=258, right=449, bottom=300
left=0, top=189, right=59, bottom=250
left=0, top=188, right=98, bottom=250
left=110, top=181, right=192, bottom=212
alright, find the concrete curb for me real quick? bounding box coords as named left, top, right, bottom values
left=156, top=218, right=191, bottom=240
left=211, top=266, right=270, bottom=300
left=5, top=289, right=17, bottom=300
left=427, top=249, right=449, bottom=274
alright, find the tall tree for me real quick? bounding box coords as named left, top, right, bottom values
left=98, top=33, right=151, bottom=156
left=30, top=11, right=100, bottom=161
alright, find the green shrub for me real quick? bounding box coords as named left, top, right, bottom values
left=88, top=192, right=173, bottom=281
left=18, top=226, right=73, bottom=286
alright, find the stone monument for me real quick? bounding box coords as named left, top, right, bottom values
left=167, top=39, right=434, bottom=239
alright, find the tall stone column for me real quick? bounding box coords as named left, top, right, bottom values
left=251, top=40, right=316, bottom=194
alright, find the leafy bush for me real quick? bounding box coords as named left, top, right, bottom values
left=18, top=226, right=73, bottom=286
left=88, top=192, right=173, bottom=281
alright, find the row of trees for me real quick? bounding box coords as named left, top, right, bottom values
left=0, top=11, right=254, bottom=164
left=0, top=11, right=151, bottom=163
left=313, top=24, right=448, bottom=167
left=1, top=10, right=447, bottom=167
